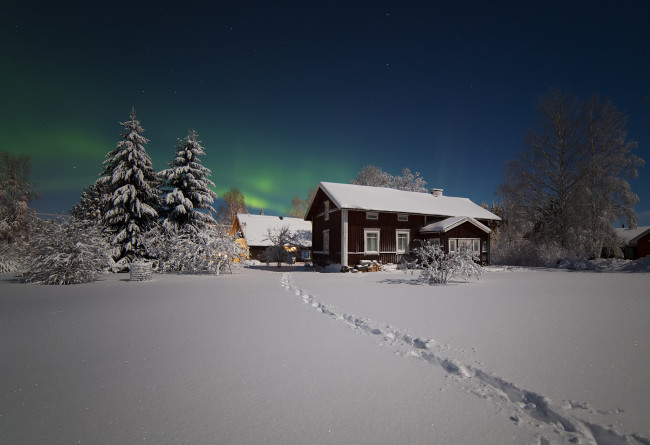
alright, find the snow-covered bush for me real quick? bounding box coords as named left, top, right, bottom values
left=410, top=240, right=481, bottom=284
left=0, top=240, right=24, bottom=272
left=21, top=218, right=111, bottom=285
left=157, top=227, right=246, bottom=275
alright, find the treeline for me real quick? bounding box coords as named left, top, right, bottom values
left=1, top=109, right=246, bottom=283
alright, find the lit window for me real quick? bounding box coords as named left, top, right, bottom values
left=364, top=229, right=380, bottom=254
left=396, top=230, right=410, bottom=254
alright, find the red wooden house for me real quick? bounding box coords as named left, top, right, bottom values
left=616, top=226, right=650, bottom=260
left=305, top=182, right=501, bottom=267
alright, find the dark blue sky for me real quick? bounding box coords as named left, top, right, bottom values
left=2, top=1, right=649, bottom=223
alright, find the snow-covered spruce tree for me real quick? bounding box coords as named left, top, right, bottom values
left=98, top=109, right=161, bottom=262
left=410, top=240, right=481, bottom=284
left=159, top=130, right=218, bottom=234
left=69, top=181, right=106, bottom=221
left=21, top=218, right=111, bottom=285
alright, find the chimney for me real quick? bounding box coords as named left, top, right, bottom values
left=431, top=188, right=443, bottom=197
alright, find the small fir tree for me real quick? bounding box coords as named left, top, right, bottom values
left=69, top=181, right=106, bottom=221
left=159, top=130, right=218, bottom=233
left=98, top=108, right=161, bottom=262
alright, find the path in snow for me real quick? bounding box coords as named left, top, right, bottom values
left=280, top=273, right=650, bottom=445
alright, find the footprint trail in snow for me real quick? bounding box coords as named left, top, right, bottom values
left=280, top=273, right=650, bottom=445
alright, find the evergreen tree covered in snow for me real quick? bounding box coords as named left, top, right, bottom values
left=21, top=218, right=111, bottom=285
left=159, top=130, right=218, bottom=233
left=98, top=109, right=161, bottom=261
left=69, top=181, right=106, bottom=221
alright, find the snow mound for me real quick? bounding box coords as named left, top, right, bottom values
left=622, top=256, right=650, bottom=272
left=318, top=263, right=343, bottom=273
left=555, top=258, right=597, bottom=271
left=556, top=257, right=650, bottom=273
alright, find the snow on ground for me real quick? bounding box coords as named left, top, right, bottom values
left=1, top=265, right=649, bottom=444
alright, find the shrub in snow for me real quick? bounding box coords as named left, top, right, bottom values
left=410, top=240, right=481, bottom=284
left=0, top=241, right=23, bottom=272
left=156, top=227, right=246, bottom=275
left=21, top=218, right=111, bottom=285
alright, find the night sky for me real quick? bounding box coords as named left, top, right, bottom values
left=3, top=1, right=650, bottom=223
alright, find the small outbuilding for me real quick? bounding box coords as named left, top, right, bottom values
left=230, top=213, right=312, bottom=261
left=616, top=226, right=650, bottom=260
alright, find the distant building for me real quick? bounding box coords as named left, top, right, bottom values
left=616, top=226, right=650, bottom=260
left=305, top=182, right=501, bottom=267
left=230, top=213, right=312, bottom=261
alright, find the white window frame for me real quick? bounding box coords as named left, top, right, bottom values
left=397, top=214, right=408, bottom=222
left=366, top=212, right=379, bottom=220
left=364, top=229, right=380, bottom=254
left=324, top=201, right=329, bottom=221
left=323, top=230, right=330, bottom=254
left=396, top=230, right=410, bottom=254
left=449, top=238, right=481, bottom=254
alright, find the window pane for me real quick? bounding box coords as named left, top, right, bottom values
left=397, top=233, right=408, bottom=252
left=366, top=233, right=378, bottom=252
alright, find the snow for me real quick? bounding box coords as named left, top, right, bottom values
left=318, top=182, right=501, bottom=220
left=1, top=265, right=649, bottom=444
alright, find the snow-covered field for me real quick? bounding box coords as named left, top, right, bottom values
left=1, top=265, right=649, bottom=444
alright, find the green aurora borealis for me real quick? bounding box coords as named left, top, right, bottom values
left=3, top=1, right=649, bottom=222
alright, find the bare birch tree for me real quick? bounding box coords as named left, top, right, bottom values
left=497, top=89, right=644, bottom=262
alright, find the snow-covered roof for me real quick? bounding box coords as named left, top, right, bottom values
left=317, top=182, right=501, bottom=220
left=420, top=216, right=491, bottom=234
left=235, top=214, right=312, bottom=247
left=615, top=226, right=650, bottom=245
